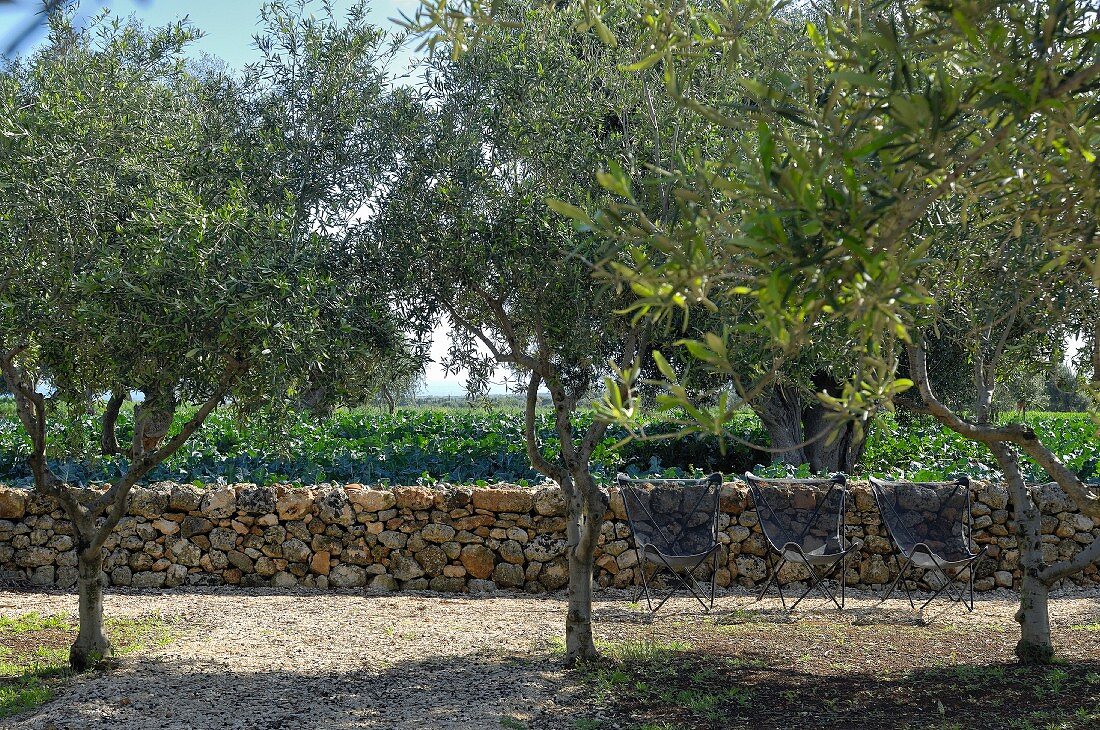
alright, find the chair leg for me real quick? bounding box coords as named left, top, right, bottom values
left=882, top=554, right=914, bottom=609
left=757, top=552, right=779, bottom=603
left=643, top=551, right=720, bottom=616
left=630, top=548, right=643, bottom=605
left=918, top=557, right=982, bottom=612
left=675, top=550, right=722, bottom=613
left=839, top=550, right=850, bottom=610
left=766, top=554, right=790, bottom=611
left=709, top=553, right=718, bottom=611
left=638, top=553, right=656, bottom=618
left=789, top=556, right=845, bottom=611
left=968, top=565, right=975, bottom=611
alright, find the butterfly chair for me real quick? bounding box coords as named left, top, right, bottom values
left=745, top=472, right=862, bottom=611
left=616, top=472, right=724, bottom=617
left=870, top=476, right=988, bottom=611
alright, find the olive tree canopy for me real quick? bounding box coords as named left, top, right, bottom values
left=0, top=2, right=421, bottom=669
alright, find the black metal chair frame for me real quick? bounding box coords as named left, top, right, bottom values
left=617, top=472, right=724, bottom=617
left=746, top=472, right=862, bottom=611
left=870, top=476, right=988, bottom=612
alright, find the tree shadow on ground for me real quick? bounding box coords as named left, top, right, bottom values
left=6, top=650, right=587, bottom=730
left=587, top=650, right=1100, bottom=730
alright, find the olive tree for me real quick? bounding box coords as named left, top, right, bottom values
left=596, top=0, right=1099, bottom=663
left=411, top=0, right=1100, bottom=661
left=375, top=4, right=720, bottom=662
left=0, top=4, right=416, bottom=669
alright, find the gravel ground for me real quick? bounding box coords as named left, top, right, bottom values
left=3, top=586, right=1100, bottom=730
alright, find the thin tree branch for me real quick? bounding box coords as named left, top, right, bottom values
left=88, top=370, right=235, bottom=529
left=1041, top=532, right=1100, bottom=584
left=524, top=370, right=566, bottom=483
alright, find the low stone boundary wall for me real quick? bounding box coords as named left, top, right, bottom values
left=0, top=480, right=1095, bottom=593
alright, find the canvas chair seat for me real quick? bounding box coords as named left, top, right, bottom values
left=907, top=551, right=972, bottom=571
left=746, top=472, right=860, bottom=611
left=782, top=540, right=846, bottom=566
left=870, top=476, right=987, bottom=612
left=618, top=472, right=724, bottom=618
left=642, top=543, right=722, bottom=570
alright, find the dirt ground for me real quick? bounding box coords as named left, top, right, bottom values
left=1, top=586, right=1099, bottom=730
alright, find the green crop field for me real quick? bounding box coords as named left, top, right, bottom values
left=0, top=400, right=1095, bottom=488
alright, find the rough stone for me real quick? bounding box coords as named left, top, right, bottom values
left=181, top=516, right=214, bottom=538
left=237, top=486, right=278, bottom=515
left=473, top=488, right=534, bottom=514
left=169, top=484, right=202, bottom=512
left=393, top=487, right=434, bottom=511
left=349, top=489, right=396, bottom=513
left=534, top=488, right=566, bottom=517
left=460, top=544, right=496, bottom=580
left=130, top=488, right=169, bottom=519
left=420, top=524, right=456, bottom=543
left=368, top=573, right=398, bottom=592
left=415, top=545, right=448, bottom=576
left=200, top=487, right=237, bottom=519
left=0, top=489, right=27, bottom=519
left=492, top=562, right=525, bottom=588
left=310, top=551, right=331, bottom=575
left=391, top=553, right=425, bottom=581
left=329, top=564, right=367, bottom=588
left=277, top=488, right=313, bottom=520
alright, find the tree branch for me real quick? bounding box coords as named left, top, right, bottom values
left=1040, top=532, right=1100, bottom=584
left=0, top=347, right=82, bottom=515
left=906, top=341, right=1036, bottom=443
left=88, top=367, right=237, bottom=547
left=524, top=370, right=566, bottom=483
left=1015, top=441, right=1100, bottom=519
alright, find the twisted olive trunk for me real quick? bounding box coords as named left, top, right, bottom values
left=100, top=390, right=125, bottom=456
left=755, top=381, right=866, bottom=473
left=71, top=546, right=110, bottom=671
left=563, top=471, right=605, bottom=664
left=755, top=384, right=807, bottom=466
left=990, top=441, right=1054, bottom=663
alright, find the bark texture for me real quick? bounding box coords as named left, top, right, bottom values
left=71, top=548, right=111, bottom=671
left=754, top=377, right=866, bottom=473
left=100, top=390, right=125, bottom=456
left=991, top=440, right=1054, bottom=663
left=563, top=472, right=604, bottom=664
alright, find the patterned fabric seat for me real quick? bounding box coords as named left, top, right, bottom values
left=870, top=476, right=987, bottom=611
left=745, top=472, right=862, bottom=611
left=617, top=473, right=723, bottom=617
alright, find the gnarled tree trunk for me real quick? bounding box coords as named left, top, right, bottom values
left=71, top=545, right=111, bottom=671
left=755, top=384, right=807, bottom=466
left=100, top=390, right=125, bottom=456
left=754, top=376, right=867, bottom=473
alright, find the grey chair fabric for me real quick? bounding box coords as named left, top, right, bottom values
left=870, top=475, right=988, bottom=611
left=745, top=472, right=862, bottom=610
left=617, top=472, right=723, bottom=616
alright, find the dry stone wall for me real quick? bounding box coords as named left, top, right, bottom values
left=0, top=480, right=1097, bottom=593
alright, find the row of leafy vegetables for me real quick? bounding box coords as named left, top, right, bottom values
left=0, top=406, right=1094, bottom=488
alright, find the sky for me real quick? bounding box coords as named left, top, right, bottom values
left=0, top=1, right=421, bottom=66
left=0, top=0, right=503, bottom=397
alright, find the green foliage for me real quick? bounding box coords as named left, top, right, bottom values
left=0, top=406, right=767, bottom=486
left=860, top=413, right=1099, bottom=484
left=0, top=407, right=1093, bottom=487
